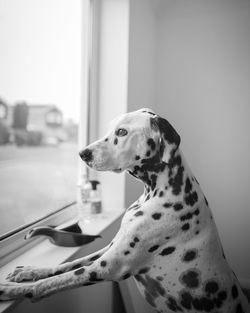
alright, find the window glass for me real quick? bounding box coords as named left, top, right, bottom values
left=0, top=0, right=82, bottom=236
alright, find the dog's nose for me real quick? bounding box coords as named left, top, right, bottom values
left=79, top=149, right=93, bottom=163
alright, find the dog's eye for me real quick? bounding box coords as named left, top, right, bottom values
left=116, top=128, right=128, bottom=137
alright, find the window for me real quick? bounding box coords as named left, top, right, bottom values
left=0, top=0, right=84, bottom=240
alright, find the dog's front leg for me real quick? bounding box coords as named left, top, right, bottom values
left=0, top=233, right=149, bottom=301
left=6, top=245, right=110, bottom=283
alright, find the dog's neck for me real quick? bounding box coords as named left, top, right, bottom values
left=127, top=150, right=188, bottom=198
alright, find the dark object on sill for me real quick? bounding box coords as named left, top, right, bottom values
left=24, top=223, right=101, bottom=247
left=57, top=221, right=83, bottom=234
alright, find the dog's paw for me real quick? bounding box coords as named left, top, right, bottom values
left=0, top=281, right=35, bottom=301
left=6, top=266, right=49, bottom=282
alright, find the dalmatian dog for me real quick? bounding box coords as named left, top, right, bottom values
left=0, top=108, right=249, bottom=313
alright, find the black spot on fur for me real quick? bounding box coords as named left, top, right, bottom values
left=123, top=273, right=131, bottom=280
left=131, top=150, right=166, bottom=189
left=159, top=191, right=164, bottom=197
left=192, top=297, right=214, bottom=311
left=75, top=268, right=85, bottom=275
left=71, top=263, right=82, bottom=270
left=148, top=245, right=159, bottom=253
left=152, top=213, right=162, bottom=220
left=180, top=269, right=200, bottom=289
left=89, top=271, right=103, bottom=282
left=180, top=207, right=199, bottom=222
left=166, top=296, right=183, bottom=312
left=194, top=208, right=200, bottom=215
left=168, top=160, right=184, bottom=195
left=138, top=267, right=150, bottom=274
left=150, top=174, right=157, bottom=190
left=114, top=137, right=118, bottom=145
left=180, top=212, right=192, bottom=221
left=201, top=297, right=215, bottom=311
left=130, top=242, right=135, bottom=248
left=173, top=203, right=183, bottom=211
left=54, top=270, right=63, bottom=276
left=185, top=177, right=193, bottom=194
left=146, top=150, right=151, bottom=157
left=134, top=274, right=142, bottom=282
left=204, top=280, right=219, bottom=294
left=135, top=155, right=140, bottom=160
left=183, top=249, right=197, bottom=262
left=25, top=292, right=33, bottom=298
left=213, top=290, right=227, bottom=308
left=184, top=176, right=199, bottom=206
left=232, top=284, right=239, bottom=299
left=147, top=138, right=156, bottom=150
left=179, top=287, right=225, bottom=311
left=185, top=191, right=198, bottom=206
left=124, top=250, right=130, bottom=255
left=134, top=210, right=144, bottom=217
left=100, top=261, right=107, bottom=267
left=163, top=202, right=173, bottom=208
left=104, top=138, right=108, bottom=142
left=180, top=290, right=192, bottom=309
left=134, top=236, right=140, bottom=242
left=159, top=246, right=176, bottom=256
left=182, top=223, right=190, bottom=231
left=89, top=254, right=101, bottom=261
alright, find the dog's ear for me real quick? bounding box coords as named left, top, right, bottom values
left=150, top=116, right=181, bottom=164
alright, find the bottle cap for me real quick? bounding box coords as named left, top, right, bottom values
left=89, top=180, right=100, bottom=190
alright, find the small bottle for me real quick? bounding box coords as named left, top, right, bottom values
left=77, top=174, right=92, bottom=228
left=89, top=180, right=102, bottom=214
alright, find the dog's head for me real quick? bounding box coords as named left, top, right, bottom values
left=79, top=108, right=181, bottom=173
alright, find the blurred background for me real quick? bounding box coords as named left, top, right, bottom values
left=0, top=0, right=81, bottom=234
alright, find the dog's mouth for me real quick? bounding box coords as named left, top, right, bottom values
left=85, top=160, right=123, bottom=173
left=112, top=168, right=123, bottom=173
left=86, top=161, right=93, bottom=168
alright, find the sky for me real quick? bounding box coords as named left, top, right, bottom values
left=0, top=0, right=82, bottom=123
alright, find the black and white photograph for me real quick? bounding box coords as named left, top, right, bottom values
left=0, top=0, right=249, bottom=312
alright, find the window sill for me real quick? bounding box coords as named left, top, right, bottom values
left=0, top=209, right=124, bottom=313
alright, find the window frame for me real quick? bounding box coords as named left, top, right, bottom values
left=0, top=0, right=95, bottom=266
left=0, top=203, right=77, bottom=267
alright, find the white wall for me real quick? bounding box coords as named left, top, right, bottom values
left=156, top=0, right=250, bottom=280
left=126, top=0, right=250, bottom=280
left=125, top=0, right=157, bottom=207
